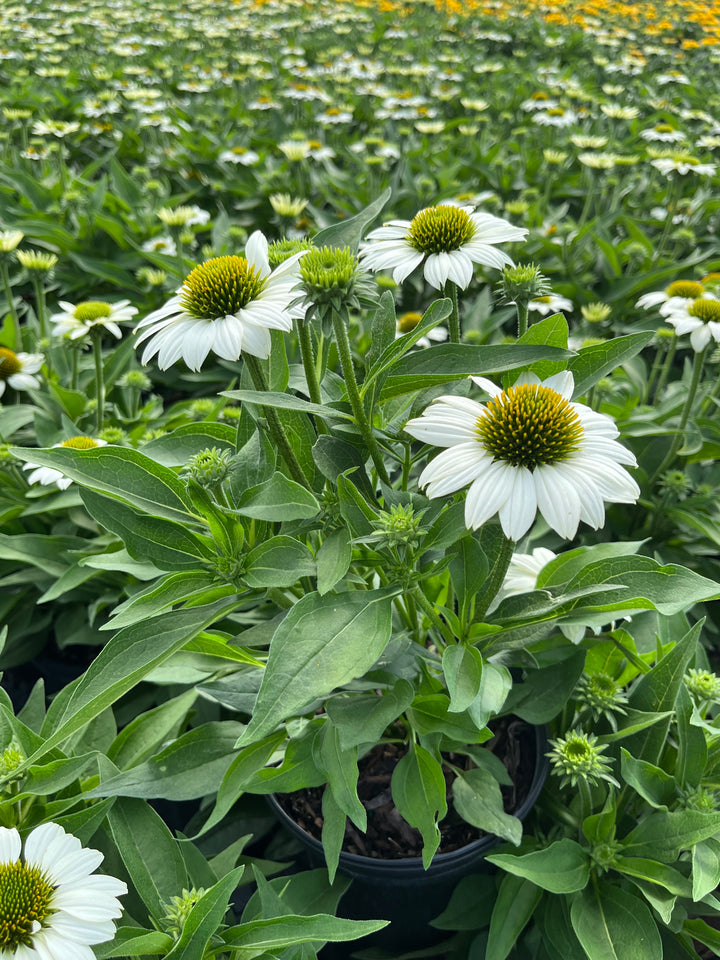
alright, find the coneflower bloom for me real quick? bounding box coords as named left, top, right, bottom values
left=51, top=300, right=138, bottom=340
left=134, top=231, right=307, bottom=370
left=23, top=436, right=108, bottom=489
left=0, top=348, right=43, bottom=397
left=359, top=201, right=527, bottom=290
left=405, top=371, right=639, bottom=541
left=663, top=298, right=720, bottom=352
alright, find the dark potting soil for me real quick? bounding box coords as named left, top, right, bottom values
left=276, top=715, right=537, bottom=860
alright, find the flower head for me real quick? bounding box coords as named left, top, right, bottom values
left=51, top=300, right=138, bottom=341
left=663, top=297, right=720, bottom=352
left=359, top=201, right=527, bottom=290
left=15, top=250, right=58, bottom=273
left=134, top=231, right=307, bottom=370
left=0, top=349, right=43, bottom=398
left=297, top=245, right=376, bottom=315
left=0, top=821, right=126, bottom=957
left=0, top=230, right=23, bottom=253
left=547, top=730, right=619, bottom=788
left=405, top=371, right=639, bottom=541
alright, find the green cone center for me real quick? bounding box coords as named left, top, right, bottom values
left=407, top=205, right=475, bottom=254
left=665, top=280, right=704, bottom=299
left=0, top=861, right=54, bottom=949
left=476, top=383, right=583, bottom=470
left=689, top=298, right=720, bottom=323
left=61, top=435, right=98, bottom=450
left=74, top=301, right=112, bottom=322
left=0, top=348, right=21, bottom=380
left=179, top=256, right=267, bottom=320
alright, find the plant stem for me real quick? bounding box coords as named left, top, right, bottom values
left=652, top=334, right=677, bottom=403
left=331, top=307, right=390, bottom=485
left=650, top=344, right=707, bottom=484
left=474, top=533, right=516, bottom=621
left=644, top=336, right=668, bottom=403
left=516, top=300, right=529, bottom=339
left=0, top=260, right=21, bottom=349
left=92, top=332, right=104, bottom=432
left=412, top=585, right=454, bottom=647
left=31, top=275, right=47, bottom=342
left=297, top=318, right=327, bottom=433
left=244, top=353, right=312, bottom=490
left=444, top=280, right=461, bottom=343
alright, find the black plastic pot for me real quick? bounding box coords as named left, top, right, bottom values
left=268, top=722, right=549, bottom=954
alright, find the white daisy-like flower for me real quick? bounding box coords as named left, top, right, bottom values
left=528, top=293, right=573, bottom=316
left=50, top=299, right=138, bottom=341
left=134, top=230, right=307, bottom=371
left=218, top=146, right=260, bottom=165
left=663, top=298, right=720, bottom=352
left=636, top=279, right=713, bottom=314
left=0, top=349, right=43, bottom=398
left=23, top=436, right=108, bottom=490
left=405, top=371, right=639, bottom=541
left=651, top=157, right=717, bottom=177
left=359, top=202, right=527, bottom=290
left=0, top=821, right=126, bottom=958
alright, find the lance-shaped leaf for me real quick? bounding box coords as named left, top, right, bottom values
left=391, top=743, right=447, bottom=869
left=570, top=882, right=662, bottom=960
left=487, top=838, right=590, bottom=893
left=236, top=588, right=397, bottom=746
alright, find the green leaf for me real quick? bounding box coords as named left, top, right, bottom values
left=321, top=788, right=346, bottom=886
left=87, top=721, right=244, bottom=800
left=674, top=684, right=706, bottom=789
left=80, top=488, right=215, bottom=570
left=243, top=536, right=315, bottom=588
left=619, top=750, right=677, bottom=808
left=326, top=680, right=414, bottom=751
left=622, top=809, right=720, bottom=862
left=449, top=536, right=488, bottom=630
left=316, top=527, right=353, bottom=595
left=408, top=694, right=489, bottom=743
left=104, top=572, right=222, bottom=631
left=236, top=588, right=397, bottom=746
left=365, top=291, right=397, bottom=374
left=164, top=867, right=246, bottom=960
left=313, top=721, right=365, bottom=831
left=95, top=928, right=174, bottom=958
left=568, top=332, right=654, bottom=398
left=0, top=404, right=35, bottom=440
left=536, top=541, right=646, bottom=589
left=486, top=874, right=543, bottom=960
left=9, top=445, right=198, bottom=524
left=139, top=422, right=236, bottom=466
left=312, top=187, right=392, bottom=251
left=221, top=914, right=389, bottom=953
left=508, top=648, right=585, bottom=724
left=107, top=689, right=198, bottom=770
left=487, top=839, right=591, bottom=893
left=430, top=873, right=497, bottom=930
left=312, top=435, right=375, bottom=502
left=32, top=597, right=240, bottom=764
left=222, top=389, right=352, bottom=420
left=391, top=743, right=447, bottom=869
left=684, top=918, right=720, bottom=953
left=443, top=644, right=484, bottom=714
left=20, top=754, right=97, bottom=796
left=613, top=857, right=693, bottom=897
left=692, top=838, right=720, bottom=902
left=570, top=882, right=662, bottom=960
left=107, top=797, right=187, bottom=921
left=452, top=767, right=522, bottom=845
left=236, top=472, right=320, bottom=521
left=515, top=312, right=569, bottom=380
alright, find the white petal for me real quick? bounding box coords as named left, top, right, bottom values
left=424, top=252, right=452, bottom=290
left=238, top=322, right=272, bottom=359
left=469, top=376, right=503, bottom=397
left=463, top=460, right=518, bottom=529
left=44, top=912, right=117, bottom=944
left=419, top=444, right=490, bottom=497
left=690, top=323, right=712, bottom=352
left=0, top=827, right=20, bottom=864
left=245, top=230, right=270, bottom=277
left=392, top=250, right=425, bottom=285
left=533, top=466, right=582, bottom=539
left=541, top=370, right=575, bottom=399
left=497, top=467, right=537, bottom=540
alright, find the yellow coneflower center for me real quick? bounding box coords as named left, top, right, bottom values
left=0, top=348, right=21, bottom=380
left=0, top=861, right=54, bottom=949
left=655, top=124, right=675, bottom=133
left=476, top=384, right=583, bottom=470
left=179, top=256, right=267, bottom=320
left=61, top=436, right=98, bottom=449
left=665, top=280, right=704, bottom=299
left=397, top=311, right=423, bottom=333
left=533, top=296, right=553, bottom=304
left=407, top=206, right=475, bottom=255
left=689, top=299, right=720, bottom=323
left=73, top=301, right=112, bottom=322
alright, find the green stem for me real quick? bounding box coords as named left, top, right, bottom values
left=474, top=533, right=516, bottom=622
left=31, top=275, right=47, bottom=342
left=331, top=307, right=390, bottom=485
left=516, top=299, right=529, bottom=339
left=577, top=778, right=593, bottom=841
left=652, top=334, right=677, bottom=403
left=412, top=585, right=454, bottom=647
left=0, top=260, right=21, bottom=349
left=650, top=344, right=707, bottom=485
left=444, top=280, right=461, bottom=343
left=297, top=318, right=327, bottom=434
left=644, top=336, right=668, bottom=403
left=244, top=354, right=312, bottom=490
left=92, top=333, right=104, bottom=432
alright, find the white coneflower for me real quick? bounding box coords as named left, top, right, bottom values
left=268, top=194, right=309, bottom=217
left=23, top=436, right=108, bottom=489
left=134, top=230, right=307, bottom=370
left=651, top=156, right=717, bottom=177
left=50, top=300, right=138, bottom=340
left=405, top=371, right=639, bottom=541
left=142, top=235, right=177, bottom=257
left=528, top=293, right=573, bottom=316
left=218, top=146, right=259, bottom=165
left=0, top=230, right=23, bottom=253
left=636, top=279, right=711, bottom=313
left=359, top=201, right=527, bottom=290
left=663, top=298, right=720, bottom=352
left=0, top=348, right=43, bottom=397
left=0, top=821, right=126, bottom=958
